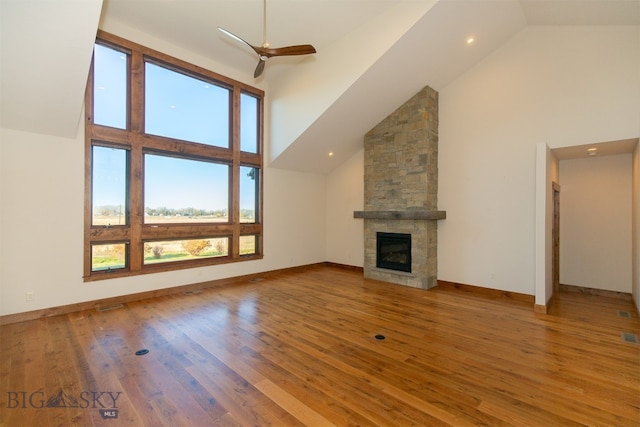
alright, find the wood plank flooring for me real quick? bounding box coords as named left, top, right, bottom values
left=1, top=265, right=639, bottom=426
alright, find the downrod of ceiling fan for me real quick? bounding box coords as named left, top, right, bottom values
left=262, top=0, right=268, bottom=47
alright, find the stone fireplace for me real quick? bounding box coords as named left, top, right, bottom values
left=354, top=86, right=445, bottom=289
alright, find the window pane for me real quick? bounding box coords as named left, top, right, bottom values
left=143, top=238, right=228, bottom=265
left=241, top=93, right=258, bottom=153
left=145, top=62, right=230, bottom=147
left=92, top=243, right=127, bottom=271
left=93, top=44, right=127, bottom=129
left=240, top=166, right=258, bottom=223
left=144, top=154, right=229, bottom=223
left=92, top=146, right=127, bottom=226
left=240, top=235, right=257, bottom=255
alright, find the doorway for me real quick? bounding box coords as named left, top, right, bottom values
left=535, top=138, right=638, bottom=312
left=552, top=182, right=560, bottom=292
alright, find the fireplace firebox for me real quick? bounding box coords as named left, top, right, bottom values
left=376, top=232, right=411, bottom=273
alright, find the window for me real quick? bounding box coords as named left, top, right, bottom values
left=84, top=31, right=263, bottom=280
left=143, top=154, right=230, bottom=224
left=92, top=44, right=127, bottom=129
left=92, top=145, right=128, bottom=226
left=144, top=62, right=230, bottom=147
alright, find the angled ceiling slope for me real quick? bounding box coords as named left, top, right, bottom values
left=267, top=0, right=440, bottom=169
left=268, top=0, right=640, bottom=174
left=0, top=0, right=103, bottom=138
left=269, top=0, right=529, bottom=174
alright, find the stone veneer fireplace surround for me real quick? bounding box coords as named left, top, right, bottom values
left=354, top=86, right=445, bottom=289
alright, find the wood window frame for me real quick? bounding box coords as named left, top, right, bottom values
left=84, top=31, right=264, bottom=281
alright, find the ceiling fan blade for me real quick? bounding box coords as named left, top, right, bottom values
left=254, top=59, right=266, bottom=78
left=257, top=44, right=317, bottom=58
left=218, top=27, right=261, bottom=56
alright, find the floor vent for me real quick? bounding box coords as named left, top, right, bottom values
left=621, top=332, right=638, bottom=344
left=184, top=290, right=202, bottom=295
left=249, top=277, right=264, bottom=283
left=97, top=303, right=124, bottom=312
left=617, top=310, right=631, bottom=318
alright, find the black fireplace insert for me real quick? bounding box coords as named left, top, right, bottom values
left=376, top=232, right=411, bottom=273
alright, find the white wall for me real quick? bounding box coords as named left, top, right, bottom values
left=325, top=148, right=364, bottom=266
left=265, top=167, right=327, bottom=269
left=534, top=144, right=559, bottom=307
left=559, top=154, right=632, bottom=292
left=437, top=26, right=639, bottom=295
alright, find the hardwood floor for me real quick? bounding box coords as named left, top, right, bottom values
left=1, top=265, right=639, bottom=426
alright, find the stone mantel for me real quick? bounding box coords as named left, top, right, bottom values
left=353, top=210, right=446, bottom=220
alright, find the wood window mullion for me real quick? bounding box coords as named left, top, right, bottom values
left=128, top=51, right=145, bottom=271
left=231, top=87, right=241, bottom=259
left=83, top=60, right=95, bottom=278
left=128, top=142, right=143, bottom=271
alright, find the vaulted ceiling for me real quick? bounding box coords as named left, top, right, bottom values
left=1, top=0, right=638, bottom=173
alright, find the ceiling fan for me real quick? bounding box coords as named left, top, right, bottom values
left=218, top=0, right=316, bottom=78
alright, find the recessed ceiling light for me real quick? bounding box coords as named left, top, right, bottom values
left=328, top=152, right=334, bottom=157
left=466, top=37, right=475, bottom=45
